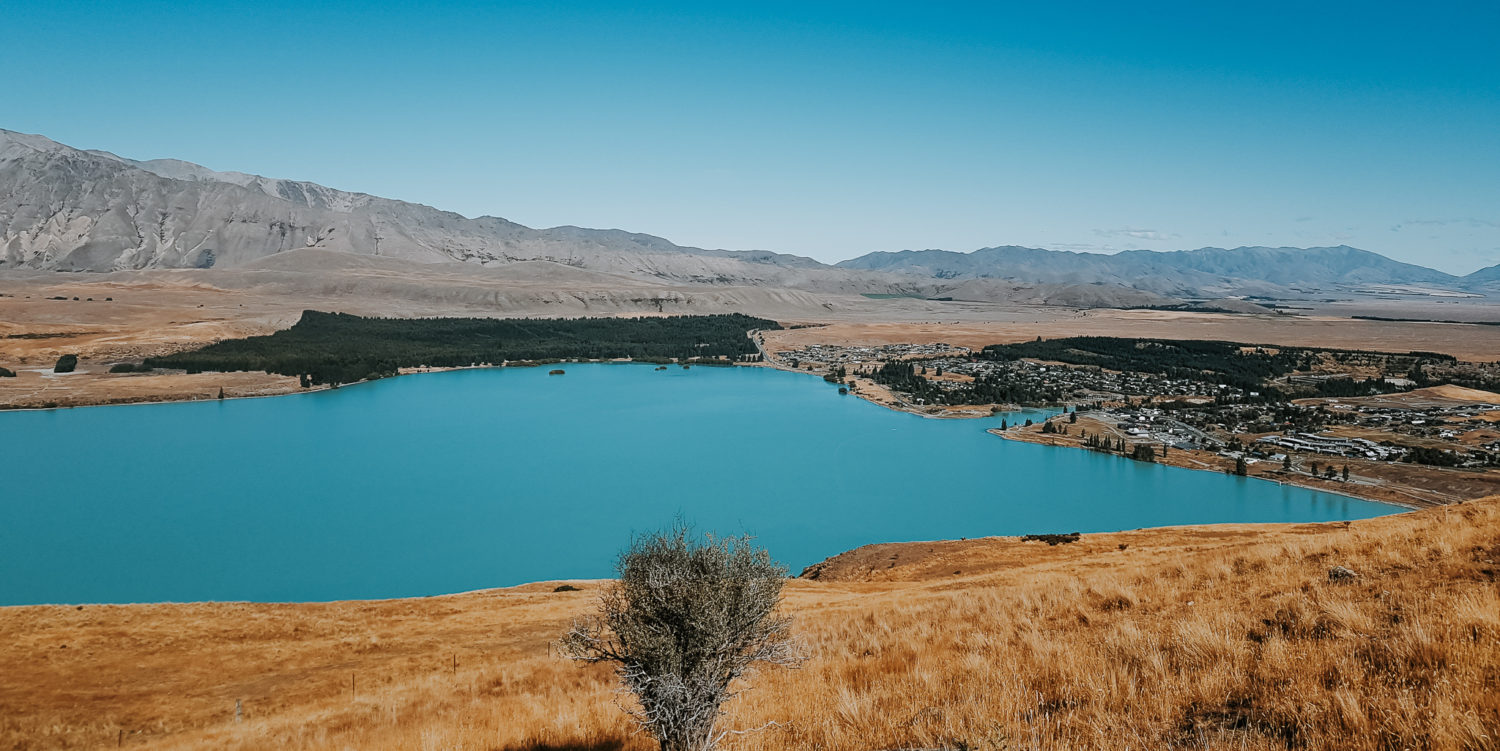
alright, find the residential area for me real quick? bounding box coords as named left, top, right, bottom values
left=766, top=336, right=1500, bottom=507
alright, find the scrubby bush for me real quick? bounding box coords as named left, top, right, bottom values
left=1022, top=532, right=1082, bottom=545
left=562, top=527, right=800, bottom=751
left=0, top=366, right=14, bottom=378
left=53, top=354, right=78, bottom=373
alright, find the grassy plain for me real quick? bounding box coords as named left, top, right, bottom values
left=3, top=499, right=1497, bottom=751
left=9, top=266, right=1500, bottom=411
left=761, top=311, right=1500, bottom=362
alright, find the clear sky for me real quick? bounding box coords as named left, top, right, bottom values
left=3, top=1, right=1497, bottom=272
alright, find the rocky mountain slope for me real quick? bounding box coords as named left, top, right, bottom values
left=0, top=129, right=1178, bottom=308
left=3, top=127, right=1485, bottom=304
left=0, top=129, right=839, bottom=282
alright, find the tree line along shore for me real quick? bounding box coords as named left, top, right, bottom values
left=141, top=311, right=779, bottom=386
left=15, top=313, right=1500, bottom=509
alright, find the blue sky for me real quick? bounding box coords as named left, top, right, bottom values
left=3, top=1, right=1497, bottom=272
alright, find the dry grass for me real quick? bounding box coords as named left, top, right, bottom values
left=761, top=312, right=1500, bottom=362
left=3, top=502, right=1498, bottom=751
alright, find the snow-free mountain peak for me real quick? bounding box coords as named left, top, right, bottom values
left=0, top=127, right=1487, bottom=301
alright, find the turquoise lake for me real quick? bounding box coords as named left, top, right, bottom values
left=1, top=363, right=1396, bottom=606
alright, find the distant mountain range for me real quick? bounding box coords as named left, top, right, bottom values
left=836, top=245, right=1490, bottom=297
left=2, top=128, right=1495, bottom=302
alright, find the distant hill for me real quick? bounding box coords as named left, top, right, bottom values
left=1463, top=263, right=1500, bottom=288
left=837, top=245, right=1464, bottom=297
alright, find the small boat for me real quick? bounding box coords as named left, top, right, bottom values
left=549, top=369, right=565, bottom=376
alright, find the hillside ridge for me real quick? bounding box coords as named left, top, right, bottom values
left=3, top=128, right=1489, bottom=302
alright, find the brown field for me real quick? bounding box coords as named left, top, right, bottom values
left=0, top=368, right=299, bottom=410
left=762, top=310, right=1500, bottom=362
left=3, top=500, right=1497, bottom=751
left=1419, top=384, right=1500, bottom=402
left=0, top=277, right=305, bottom=409
left=1297, top=385, right=1500, bottom=411
left=0, top=280, right=293, bottom=365
left=8, top=267, right=1500, bottom=412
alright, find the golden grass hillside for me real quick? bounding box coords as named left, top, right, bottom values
left=2, top=500, right=1497, bottom=751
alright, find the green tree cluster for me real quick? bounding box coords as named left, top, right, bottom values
left=979, top=336, right=1437, bottom=398
left=146, top=311, right=779, bottom=386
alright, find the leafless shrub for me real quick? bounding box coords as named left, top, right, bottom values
left=560, top=526, right=802, bottom=751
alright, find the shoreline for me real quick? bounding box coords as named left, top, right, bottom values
left=755, top=348, right=1424, bottom=510
left=0, top=511, right=1405, bottom=609
left=0, top=359, right=735, bottom=413
left=3, top=357, right=1426, bottom=510
left=5, top=497, right=1491, bottom=751
left=988, top=425, right=1428, bottom=510
left=750, top=329, right=1037, bottom=420
left=1, top=353, right=1000, bottom=420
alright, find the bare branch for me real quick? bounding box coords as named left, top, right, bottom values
left=556, top=525, right=802, bottom=751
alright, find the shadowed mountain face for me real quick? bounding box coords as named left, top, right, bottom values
left=0, top=127, right=1485, bottom=302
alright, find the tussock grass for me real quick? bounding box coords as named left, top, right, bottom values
left=2, top=501, right=1497, bottom=750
